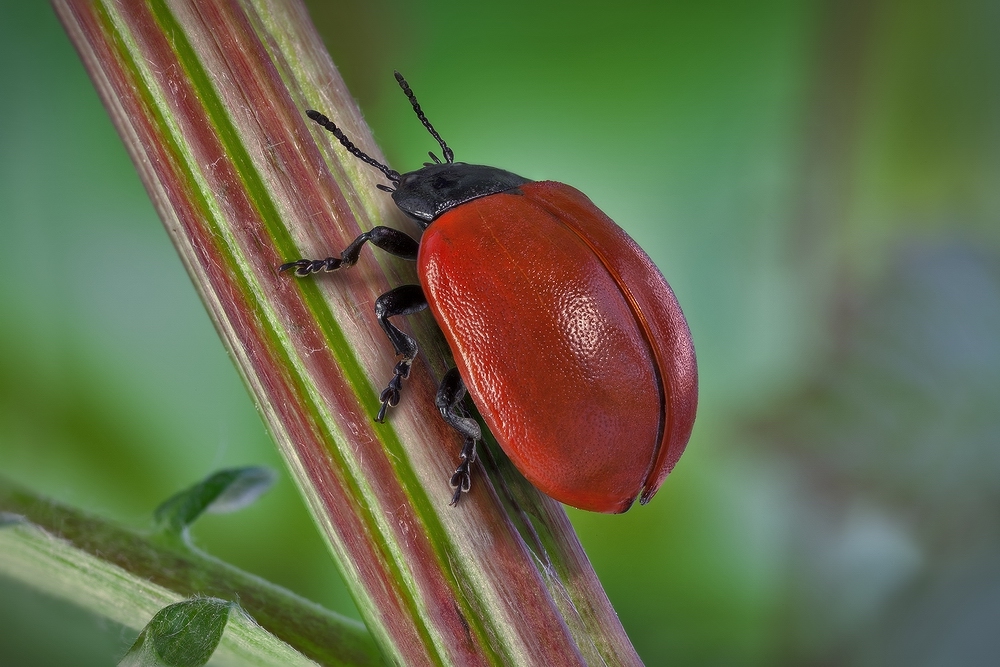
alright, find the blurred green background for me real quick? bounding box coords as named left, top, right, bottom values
left=2, top=0, right=999, bottom=664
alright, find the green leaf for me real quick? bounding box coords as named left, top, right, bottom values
left=153, top=467, right=277, bottom=536
left=122, top=598, right=232, bottom=667
left=119, top=596, right=327, bottom=667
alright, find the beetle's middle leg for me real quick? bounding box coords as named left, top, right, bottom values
left=436, top=367, right=481, bottom=505
left=374, top=284, right=428, bottom=422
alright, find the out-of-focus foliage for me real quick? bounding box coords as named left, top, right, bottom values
left=754, top=242, right=1000, bottom=665
left=1, top=0, right=997, bottom=664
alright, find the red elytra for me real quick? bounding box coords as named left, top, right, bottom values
left=282, top=73, right=697, bottom=513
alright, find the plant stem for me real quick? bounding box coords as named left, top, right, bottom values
left=54, top=0, right=642, bottom=664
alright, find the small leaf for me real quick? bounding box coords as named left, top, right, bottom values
left=200, top=468, right=277, bottom=515
left=153, top=467, right=277, bottom=535
left=121, top=598, right=232, bottom=667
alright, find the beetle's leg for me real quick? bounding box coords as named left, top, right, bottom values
left=436, top=367, right=481, bottom=506
left=278, top=226, right=419, bottom=276
left=374, top=284, right=428, bottom=422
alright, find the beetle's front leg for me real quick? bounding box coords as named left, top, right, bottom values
left=436, top=368, right=481, bottom=505
left=374, top=284, right=428, bottom=422
left=278, top=225, right=419, bottom=276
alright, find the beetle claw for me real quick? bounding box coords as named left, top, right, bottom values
left=449, top=465, right=471, bottom=506
left=375, top=360, right=412, bottom=423
left=448, top=437, right=477, bottom=505
left=375, top=385, right=399, bottom=423
left=375, top=400, right=390, bottom=423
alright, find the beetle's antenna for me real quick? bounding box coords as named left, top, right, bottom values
left=305, top=109, right=401, bottom=184
left=394, top=71, right=455, bottom=164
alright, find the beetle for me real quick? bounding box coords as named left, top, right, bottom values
left=281, top=72, right=697, bottom=513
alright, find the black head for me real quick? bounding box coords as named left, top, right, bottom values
left=306, top=72, right=530, bottom=227
left=393, top=162, right=528, bottom=226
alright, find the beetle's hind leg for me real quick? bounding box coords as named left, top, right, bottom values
left=436, top=368, right=481, bottom=505
left=374, top=284, right=428, bottom=422
left=278, top=226, right=419, bottom=276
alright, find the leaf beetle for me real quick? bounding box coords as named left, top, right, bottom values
left=281, top=73, right=697, bottom=513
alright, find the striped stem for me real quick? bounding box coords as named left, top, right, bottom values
left=53, top=0, right=641, bottom=664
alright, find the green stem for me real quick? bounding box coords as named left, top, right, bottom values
left=0, top=477, right=382, bottom=667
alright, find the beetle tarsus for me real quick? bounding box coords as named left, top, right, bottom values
left=436, top=368, right=481, bottom=506
left=376, top=359, right=411, bottom=423
left=278, top=257, right=343, bottom=276
left=449, top=437, right=477, bottom=506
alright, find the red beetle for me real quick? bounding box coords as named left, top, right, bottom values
left=282, top=73, right=697, bottom=513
